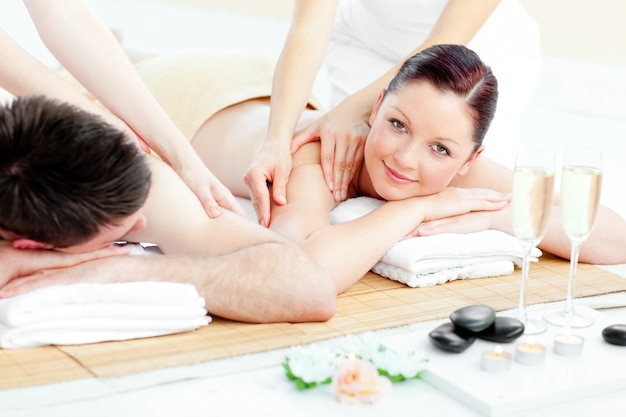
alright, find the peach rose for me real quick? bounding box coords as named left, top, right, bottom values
left=332, top=357, right=392, bottom=404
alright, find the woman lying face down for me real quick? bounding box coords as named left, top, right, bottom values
left=185, top=43, right=626, bottom=293
left=185, top=44, right=517, bottom=293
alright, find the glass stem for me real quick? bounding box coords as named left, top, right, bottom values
left=564, top=239, right=582, bottom=324
left=517, top=244, right=532, bottom=323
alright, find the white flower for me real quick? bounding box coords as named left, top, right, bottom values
left=370, top=348, right=429, bottom=381
left=283, top=336, right=430, bottom=392
left=338, top=332, right=382, bottom=361
left=284, top=345, right=340, bottom=385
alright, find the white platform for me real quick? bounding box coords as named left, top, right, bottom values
left=417, top=307, right=626, bottom=416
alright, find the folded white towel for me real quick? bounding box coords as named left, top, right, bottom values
left=373, top=261, right=515, bottom=288
left=0, top=282, right=211, bottom=349
left=331, top=197, right=541, bottom=288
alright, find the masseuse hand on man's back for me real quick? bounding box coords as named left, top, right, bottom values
left=16, top=0, right=245, bottom=220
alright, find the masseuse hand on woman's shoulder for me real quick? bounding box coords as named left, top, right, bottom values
left=291, top=96, right=370, bottom=204
left=244, top=107, right=368, bottom=227
left=244, top=96, right=370, bottom=227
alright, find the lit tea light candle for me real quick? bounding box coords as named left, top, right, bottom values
left=553, top=331, right=584, bottom=357
left=515, top=337, right=546, bottom=366
left=481, top=345, right=512, bottom=373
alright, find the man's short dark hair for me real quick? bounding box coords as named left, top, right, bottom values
left=0, top=95, right=151, bottom=248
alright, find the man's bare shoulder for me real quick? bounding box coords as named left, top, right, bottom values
left=126, top=156, right=282, bottom=255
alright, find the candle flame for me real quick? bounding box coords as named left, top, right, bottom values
left=495, top=345, right=503, bottom=354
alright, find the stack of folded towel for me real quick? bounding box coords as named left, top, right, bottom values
left=331, top=197, right=541, bottom=288
left=0, top=282, right=211, bottom=349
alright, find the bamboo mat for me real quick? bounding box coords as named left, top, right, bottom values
left=2, top=253, right=625, bottom=391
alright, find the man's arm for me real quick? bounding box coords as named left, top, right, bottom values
left=125, top=157, right=337, bottom=322
left=0, top=241, right=129, bottom=289
left=0, top=244, right=335, bottom=323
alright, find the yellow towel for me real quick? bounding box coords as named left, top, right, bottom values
left=135, top=49, right=321, bottom=140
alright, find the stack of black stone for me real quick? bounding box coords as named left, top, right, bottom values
left=429, top=304, right=525, bottom=353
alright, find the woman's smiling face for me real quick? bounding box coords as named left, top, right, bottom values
left=363, top=81, right=481, bottom=201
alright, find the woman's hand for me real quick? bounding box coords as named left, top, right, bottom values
left=403, top=188, right=510, bottom=239
left=408, top=208, right=507, bottom=239
left=291, top=103, right=369, bottom=202
left=0, top=242, right=130, bottom=292
left=244, top=140, right=292, bottom=227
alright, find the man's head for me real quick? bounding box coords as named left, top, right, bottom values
left=0, top=95, right=151, bottom=251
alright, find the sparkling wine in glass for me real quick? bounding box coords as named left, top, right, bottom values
left=544, top=147, right=602, bottom=328
left=511, top=149, right=556, bottom=335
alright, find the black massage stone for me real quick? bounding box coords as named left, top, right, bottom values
left=429, top=322, right=476, bottom=353
left=602, top=324, right=626, bottom=346
left=476, top=316, right=525, bottom=343
left=450, top=304, right=496, bottom=333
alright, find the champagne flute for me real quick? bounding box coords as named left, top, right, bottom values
left=544, top=147, right=602, bottom=328
left=511, top=149, right=556, bottom=335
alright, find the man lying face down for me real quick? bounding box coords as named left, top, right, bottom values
left=0, top=96, right=336, bottom=323
left=0, top=95, right=151, bottom=252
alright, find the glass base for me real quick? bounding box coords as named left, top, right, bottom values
left=522, top=318, right=548, bottom=335
left=543, top=309, right=594, bottom=328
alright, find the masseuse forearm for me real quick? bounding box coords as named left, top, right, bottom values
left=267, top=0, right=337, bottom=143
